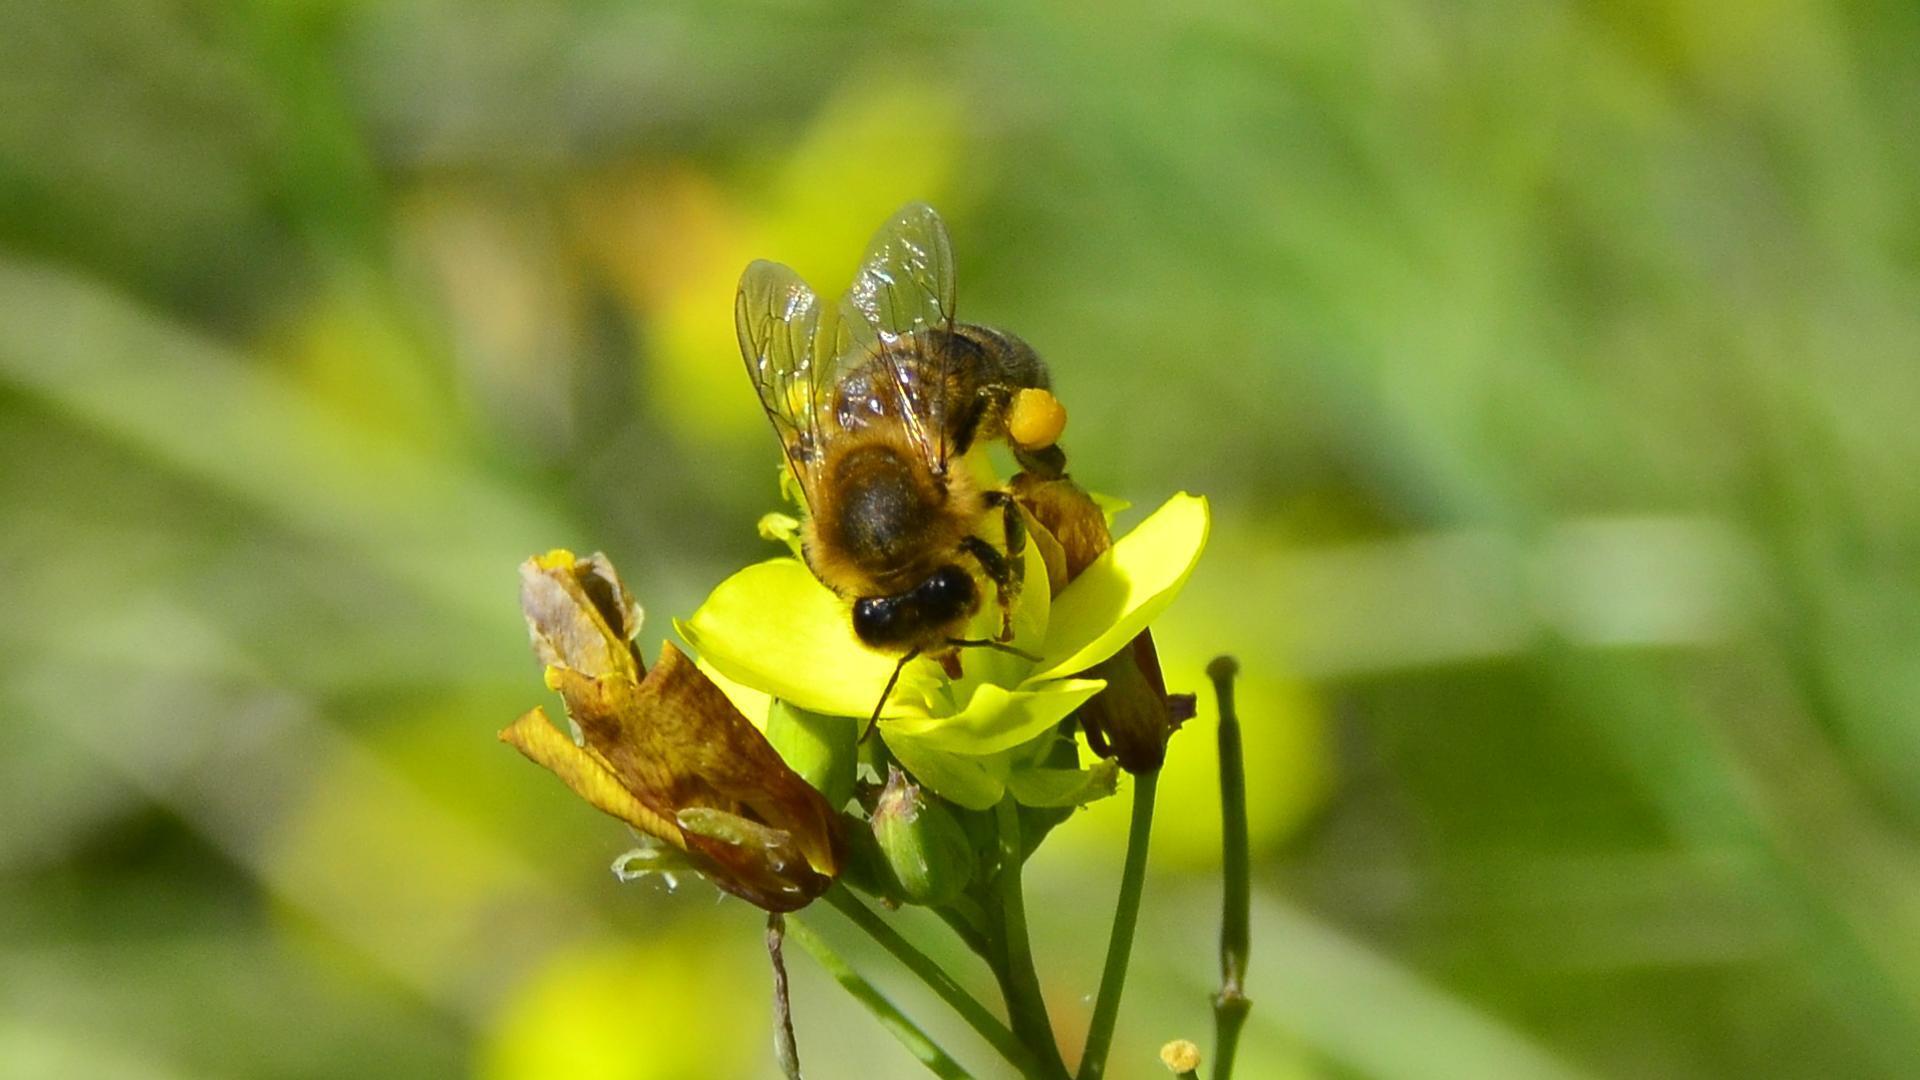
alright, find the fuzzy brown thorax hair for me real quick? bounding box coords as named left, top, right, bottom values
left=800, top=424, right=983, bottom=599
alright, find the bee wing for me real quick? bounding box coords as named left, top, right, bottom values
left=835, top=202, right=958, bottom=472
left=736, top=259, right=835, bottom=508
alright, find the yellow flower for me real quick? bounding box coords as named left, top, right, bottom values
left=679, top=492, right=1210, bottom=808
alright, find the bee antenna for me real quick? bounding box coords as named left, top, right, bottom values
left=860, top=647, right=922, bottom=742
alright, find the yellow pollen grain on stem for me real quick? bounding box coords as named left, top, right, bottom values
left=1008, top=387, right=1066, bottom=449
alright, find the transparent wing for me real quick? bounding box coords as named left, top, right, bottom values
left=833, top=202, right=959, bottom=472
left=736, top=259, right=833, bottom=508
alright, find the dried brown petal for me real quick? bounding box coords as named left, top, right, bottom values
left=508, top=551, right=842, bottom=911
left=520, top=550, right=644, bottom=680
left=499, top=707, right=686, bottom=848
left=1010, top=473, right=1114, bottom=583
left=547, top=643, right=841, bottom=909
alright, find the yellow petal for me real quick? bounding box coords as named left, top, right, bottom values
left=679, top=558, right=939, bottom=719
left=696, top=654, right=773, bottom=729
left=880, top=678, right=1105, bottom=755
left=883, top=731, right=1010, bottom=811
left=1030, top=493, right=1211, bottom=681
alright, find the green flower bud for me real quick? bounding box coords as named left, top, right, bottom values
left=870, top=767, right=975, bottom=906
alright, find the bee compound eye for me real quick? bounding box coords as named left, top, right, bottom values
left=928, top=566, right=975, bottom=607
left=852, top=597, right=894, bottom=645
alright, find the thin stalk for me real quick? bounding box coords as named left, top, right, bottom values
left=785, top=915, right=969, bottom=1080
left=824, top=885, right=1048, bottom=1079
left=992, top=796, right=1072, bottom=1079
left=933, top=899, right=994, bottom=961
left=1075, top=769, right=1160, bottom=1080
left=767, top=914, right=801, bottom=1080
left=1207, top=657, right=1251, bottom=1080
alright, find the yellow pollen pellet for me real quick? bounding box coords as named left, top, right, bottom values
left=1008, top=388, right=1067, bottom=449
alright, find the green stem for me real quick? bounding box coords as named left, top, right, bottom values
left=1207, top=657, right=1251, bottom=1080
left=934, top=899, right=994, bottom=961
left=1075, top=768, right=1160, bottom=1080
left=785, top=915, right=969, bottom=1080
left=824, top=885, right=1048, bottom=1079
left=992, top=796, right=1072, bottom=1079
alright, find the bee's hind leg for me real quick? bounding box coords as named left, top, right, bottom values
left=1014, top=443, right=1067, bottom=481
left=965, top=491, right=1027, bottom=642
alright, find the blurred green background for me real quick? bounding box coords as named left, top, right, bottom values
left=5, top=1, right=1920, bottom=1077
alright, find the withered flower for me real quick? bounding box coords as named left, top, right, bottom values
left=501, top=550, right=841, bottom=912
left=1011, top=474, right=1196, bottom=773
left=1010, top=472, right=1117, bottom=583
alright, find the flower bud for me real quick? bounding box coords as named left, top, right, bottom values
left=1077, top=630, right=1178, bottom=772
left=869, top=767, right=975, bottom=906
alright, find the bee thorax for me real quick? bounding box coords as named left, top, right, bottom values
left=825, top=444, right=945, bottom=574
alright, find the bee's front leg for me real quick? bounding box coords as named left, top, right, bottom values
left=967, top=490, right=1028, bottom=642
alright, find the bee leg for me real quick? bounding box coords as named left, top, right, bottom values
left=1014, top=443, right=1067, bottom=480
left=862, top=646, right=921, bottom=743
left=946, top=638, right=1042, bottom=663
left=962, top=499, right=1025, bottom=643
left=972, top=491, right=1029, bottom=640
left=939, top=650, right=965, bottom=679
left=961, top=535, right=1015, bottom=641
left=994, top=490, right=1027, bottom=639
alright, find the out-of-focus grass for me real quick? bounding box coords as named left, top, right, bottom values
left=4, top=1, right=1920, bottom=1077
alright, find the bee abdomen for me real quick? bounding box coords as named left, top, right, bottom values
left=954, top=324, right=1049, bottom=392
left=943, top=324, right=1051, bottom=456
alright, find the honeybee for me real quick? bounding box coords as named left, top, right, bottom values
left=734, top=204, right=1069, bottom=728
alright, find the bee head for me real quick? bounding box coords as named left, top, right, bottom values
left=852, top=565, right=978, bottom=651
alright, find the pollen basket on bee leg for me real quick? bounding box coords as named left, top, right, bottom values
left=1008, top=387, right=1067, bottom=450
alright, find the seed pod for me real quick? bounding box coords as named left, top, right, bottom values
left=870, top=767, right=975, bottom=905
